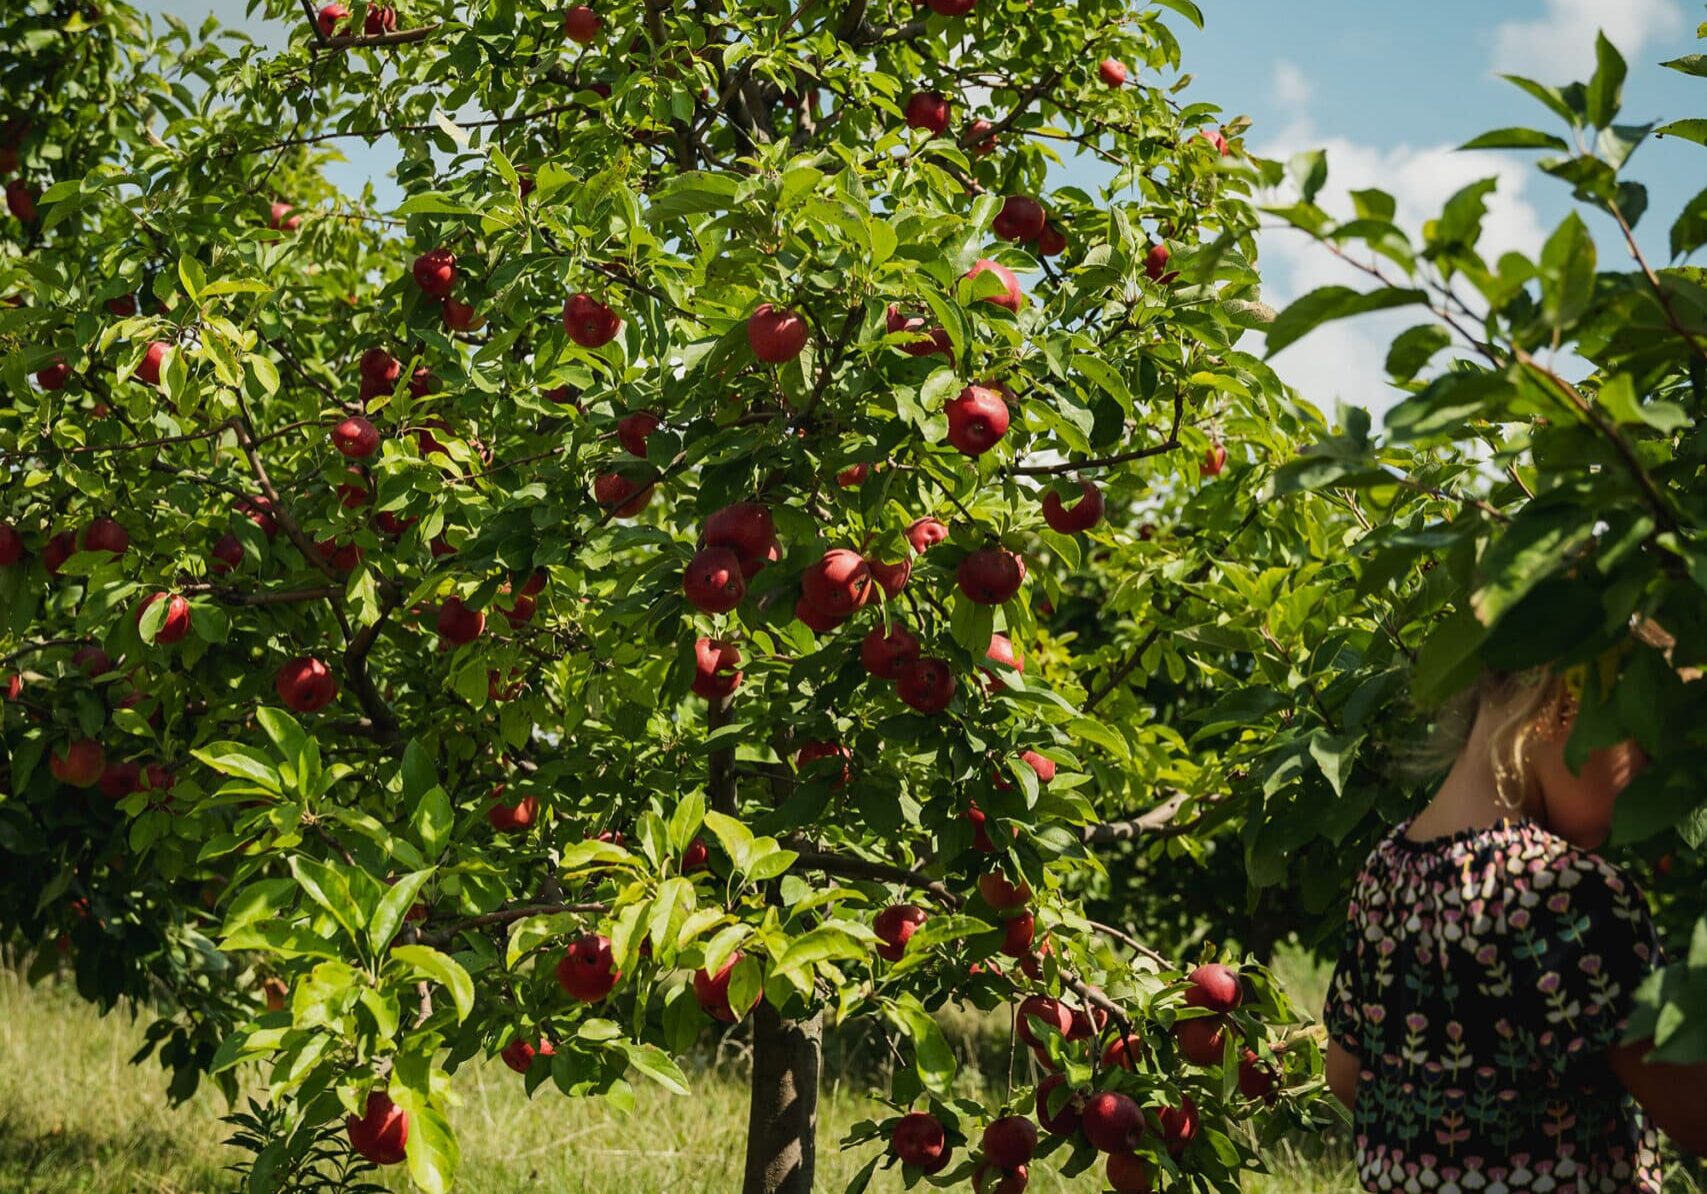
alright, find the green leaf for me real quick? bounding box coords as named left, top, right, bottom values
left=1385, top=324, right=1452, bottom=382
left=288, top=856, right=362, bottom=946
left=701, top=811, right=755, bottom=874
left=1671, top=187, right=1707, bottom=258
left=883, top=994, right=956, bottom=1095
left=1458, top=127, right=1570, bottom=152
left=1288, top=150, right=1328, bottom=205
left=618, top=1042, right=692, bottom=1096
left=1584, top=33, right=1627, bottom=129
left=1149, top=0, right=1203, bottom=28
left=1655, top=119, right=1707, bottom=147
left=369, top=868, right=434, bottom=954
left=220, top=922, right=343, bottom=960
left=776, top=924, right=869, bottom=973
left=191, top=743, right=282, bottom=791
left=177, top=254, right=206, bottom=302
left=1411, top=606, right=1486, bottom=707
left=1266, top=286, right=1428, bottom=356
left=391, top=1089, right=459, bottom=1194
left=390, top=945, right=475, bottom=1023
left=1538, top=211, right=1596, bottom=328
left=1662, top=54, right=1707, bottom=78
left=1501, top=75, right=1581, bottom=126
left=413, top=785, right=452, bottom=859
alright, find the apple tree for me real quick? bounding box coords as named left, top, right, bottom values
left=0, top=0, right=1506, bottom=1190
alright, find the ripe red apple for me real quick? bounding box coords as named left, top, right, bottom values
left=1203, top=442, right=1227, bottom=476
left=1081, top=1091, right=1143, bottom=1153
left=36, top=357, right=70, bottom=390
left=1198, top=128, right=1230, bottom=154
left=903, top=92, right=952, bottom=135
left=965, top=117, right=998, bottom=155
left=944, top=384, right=1010, bottom=456
left=50, top=739, right=105, bottom=788
left=487, top=793, right=538, bottom=832
left=966, top=803, right=1000, bottom=852
left=237, top=495, right=277, bottom=537
left=1098, top=58, right=1128, bottom=87
left=100, top=760, right=140, bottom=795
left=979, top=871, right=1030, bottom=910
left=1107, top=1152, right=1152, bottom=1194
left=691, top=637, right=742, bottom=700
left=999, top=913, right=1035, bottom=957
left=359, top=345, right=400, bottom=386
left=885, top=305, right=952, bottom=358
left=1037, top=223, right=1067, bottom=257
left=137, top=592, right=192, bottom=644
left=704, top=503, right=776, bottom=576
left=794, top=594, right=846, bottom=633
left=693, top=953, right=752, bottom=1022
left=683, top=546, right=747, bottom=614
left=801, top=548, right=874, bottom=617
left=836, top=461, right=869, bottom=488
left=1016, top=995, right=1073, bottom=1049
left=890, top=1110, right=949, bottom=1172
left=972, top=1162, right=1027, bottom=1194
left=41, top=529, right=76, bottom=574
left=136, top=340, right=169, bottom=385
left=332, top=416, right=380, bottom=458
left=1184, top=963, right=1242, bottom=1013
left=983, top=633, right=1023, bottom=687
left=616, top=411, right=660, bottom=458
left=315, top=2, right=348, bottom=36
left=436, top=597, right=485, bottom=646
left=346, top=1091, right=408, bottom=1166
left=0, top=523, right=22, bottom=566
left=867, top=556, right=911, bottom=598
left=210, top=533, right=243, bottom=575
left=682, top=837, right=709, bottom=871
left=1174, top=1016, right=1227, bottom=1066
left=409, top=366, right=435, bottom=397
left=72, top=646, right=113, bottom=676
left=593, top=471, right=652, bottom=517
left=1158, top=1094, right=1199, bottom=1154
left=1238, top=1048, right=1279, bottom=1103
left=795, top=740, right=852, bottom=788
left=364, top=4, right=397, bottom=34
left=1041, top=481, right=1103, bottom=534
left=874, top=903, right=928, bottom=962
left=1035, top=1073, right=1082, bottom=1136
left=5, top=181, right=36, bottom=222
left=926, top=0, right=977, bottom=11
left=861, top=624, right=921, bottom=680
left=563, top=4, right=601, bottom=42
left=965, top=259, right=1023, bottom=313
left=992, top=196, right=1046, bottom=243
left=747, top=303, right=809, bottom=363
left=896, top=657, right=953, bottom=713
left=501, top=593, right=537, bottom=627
left=274, top=657, right=337, bottom=713
left=1144, top=243, right=1176, bottom=283
left=412, top=248, right=457, bottom=297
left=82, top=517, right=129, bottom=556
left=982, top=1115, right=1037, bottom=1169
left=556, top=933, right=620, bottom=1001
left=318, top=538, right=364, bottom=572
left=441, top=296, right=476, bottom=331
left=501, top=1036, right=554, bottom=1074
left=958, top=547, right=1024, bottom=605
left=336, top=467, right=372, bottom=509
left=563, top=292, right=621, bottom=348
left=269, top=201, right=300, bottom=232
left=1100, top=1032, right=1146, bottom=1070
left=905, top=517, right=948, bottom=553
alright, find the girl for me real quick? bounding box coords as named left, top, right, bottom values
left=1324, top=656, right=1707, bottom=1192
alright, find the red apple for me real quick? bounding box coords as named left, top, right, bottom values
left=82, top=517, right=129, bottom=556
left=332, top=416, right=380, bottom=458
left=747, top=303, right=809, bottom=364
left=563, top=292, right=621, bottom=348
left=96, top=759, right=136, bottom=799
left=836, top=461, right=869, bottom=488
left=269, top=201, right=301, bottom=232
left=905, top=517, right=948, bottom=553
left=210, top=533, right=244, bottom=574
left=795, top=740, right=852, bottom=788
left=896, top=657, right=953, bottom=713
left=1238, top=1048, right=1278, bottom=1103
left=1081, top=1091, right=1143, bottom=1153
left=1015, top=995, right=1073, bottom=1049
left=965, top=117, right=998, bottom=155
left=436, top=597, right=485, bottom=645
left=318, top=539, right=363, bottom=572
left=1035, top=1073, right=1083, bottom=1136
left=1037, top=223, right=1067, bottom=257
left=1175, top=1016, right=1227, bottom=1066
left=1098, top=58, right=1127, bottom=87
left=983, top=633, right=1023, bottom=687
left=412, top=248, right=457, bottom=297
left=441, top=296, right=476, bottom=331
left=957, top=547, right=1025, bottom=605
left=874, top=903, right=928, bottom=962
left=563, top=4, right=601, bottom=42
left=555, top=933, right=620, bottom=1001
left=860, top=624, right=921, bottom=680
left=682, top=546, right=746, bottom=614
left=346, top=1091, right=407, bottom=1166
left=136, top=340, right=169, bottom=385
left=979, top=872, right=1030, bottom=910
left=682, top=837, right=709, bottom=871
left=1107, top=1152, right=1152, bottom=1194
left=72, top=646, right=113, bottom=676
left=993, top=196, right=1046, bottom=243
left=50, top=739, right=106, bottom=788
left=903, top=92, right=952, bottom=135
left=704, top=503, right=776, bottom=575
left=276, top=657, right=338, bottom=713
left=501, top=1036, right=554, bottom=1074
left=315, top=2, right=348, bottom=37
left=794, top=594, right=846, bottom=633
left=965, top=259, right=1023, bottom=313
left=867, top=556, right=910, bottom=598
left=363, top=4, right=397, bottom=34
left=1158, top=1094, right=1199, bottom=1154
left=926, top=0, right=976, bottom=13
left=1203, top=442, right=1227, bottom=476
left=944, top=384, right=1010, bottom=456
left=982, top=1115, right=1037, bottom=1169
left=972, top=1162, right=1027, bottom=1194
left=1198, top=128, right=1230, bottom=154
left=691, top=637, right=742, bottom=700
left=136, top=592, right=191, bottom=644
left=693, top=953, right=753, bottom=1022
left=890, top=1110, right=949, bottom=1172
left=42, top=529, right=76, bottom=575
left=36, top=357, right=70, bottom=391
left=1100, top=1032, right=1146, bottom=1070
left=1041, top=481, right=1103, bottom=534
left=487, top=793, right=538, bottom=833
left=999, top=913, right=1035, bottom=957
left=593, top=471, right=652, bottom=517
left=237, top=495, right=277, bottom=537
left=801, top=548, right=874, bottom=617
left=5, top=181, right=35, bottom=222
left=0, top=523, right=22, bottom=566
left=1184, top=963, right=1242, bottom=1013
left=616, top=411, right=660, bottom=458
left=885, top=305, right=952, bottom=359
left=1144, top=243, right=1176, bottom=283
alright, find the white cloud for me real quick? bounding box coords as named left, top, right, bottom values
left=1490, top=0, right=1685, bottom=82
left=1248, top=65, right=1548, bottom=425
left=1271, top=61, right=1312, bottom=110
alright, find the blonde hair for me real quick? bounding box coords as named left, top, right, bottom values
left=1396, top=669, right=1573, bottom=809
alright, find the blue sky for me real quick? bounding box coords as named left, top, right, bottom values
left=141, top=0, right=1705, bottom=415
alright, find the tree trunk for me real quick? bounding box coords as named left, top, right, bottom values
left=741, top=1001, right=823, bottom=1194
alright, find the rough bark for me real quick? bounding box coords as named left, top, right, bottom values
left=741, top=1001, right=824, bottom=1194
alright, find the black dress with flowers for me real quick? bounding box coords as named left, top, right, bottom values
left=1324, top=819, right=1663, bottom=1194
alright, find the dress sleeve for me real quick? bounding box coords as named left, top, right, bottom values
left=1520, top=853, right=1663, bottom=1063
left=1322, top=885, right=1368, bottom=1055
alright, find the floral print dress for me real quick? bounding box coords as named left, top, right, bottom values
left=1325, top=818, right=1663, bottom=1194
